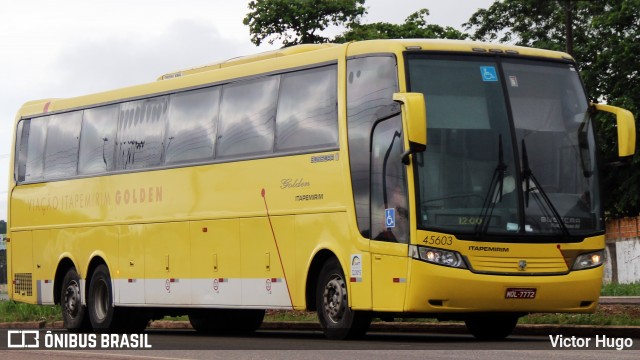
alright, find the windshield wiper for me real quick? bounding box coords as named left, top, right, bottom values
left=521, top=139, right=570, bottom=237
left=475, top=135, right=507, bottom=237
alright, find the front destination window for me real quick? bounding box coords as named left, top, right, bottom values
left=408, top=54, right=601, bottom=240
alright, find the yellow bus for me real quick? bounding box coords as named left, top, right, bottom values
left=7, top=39, right=635, bottom=340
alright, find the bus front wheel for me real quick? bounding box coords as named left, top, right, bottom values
left=60, top=267, right=91, bottom=332
left=464, top=314, right=519, bottom=340
left=316, top=257, right=371, bottom=340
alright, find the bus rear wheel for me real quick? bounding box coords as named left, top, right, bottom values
left=316, top=257, right=371, bottom=340
left=188, top=309, right=265, bottom=334
left=87, top=264, right=117, bottom=332
left=464, top=314, right=519, bottom=340
left=87, top=264, right=149, bottom=333
left=60, top=267, right=91, bottom=332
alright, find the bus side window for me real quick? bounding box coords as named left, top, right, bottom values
left=15, top=120, right=29, bottom=183
left=216, top=76, right=279, bottom=159
left=275, top=65, right=338, bottom=152
left=116, top=97, right=168, bottom=170
left=24, top=116, right=49, bottom=182
left=44, top=111, right=83, bottom=180
left=78, top=105, right=119, bottom=175
left=370, top=116, right=409, bottom=243
left=164, top=87, right=220, bottom=165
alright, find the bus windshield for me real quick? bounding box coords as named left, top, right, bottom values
left=407, top=54, right=601, bottom=239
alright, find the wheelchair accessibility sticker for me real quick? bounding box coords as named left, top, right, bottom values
left=385, top=208, right=396, bottom=228
left=480, top=66, right=498, bottom=82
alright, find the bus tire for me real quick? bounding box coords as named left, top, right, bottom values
left=87, top=264, right=118, bottom=332
left=189, top=309, right=265, bottom=334
left=316, top=257, right=371, bottom=340
left=60, top=267, right=91, bottom=332
left=465, top=314, right=519, bottom=340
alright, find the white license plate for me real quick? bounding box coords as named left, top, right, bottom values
left=505, top=288, right=537, bottom=299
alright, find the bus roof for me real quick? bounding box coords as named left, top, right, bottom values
left=157, top=43, right=338, bottom=81
left=349, top=39, right=572, bottom=60
left=158, top=39, right=572, bottom=80
left=16, top=39, right=573, bottom=119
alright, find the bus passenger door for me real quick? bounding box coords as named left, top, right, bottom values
left=370, top=115, right=410, bottom=311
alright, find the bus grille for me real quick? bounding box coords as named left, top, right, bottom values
left=467, top=256, right=568, bottom=275
left=13, top=273, right=33, bottom=296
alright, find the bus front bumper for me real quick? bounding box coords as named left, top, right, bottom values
left=404, top=260, right=602, bottom=314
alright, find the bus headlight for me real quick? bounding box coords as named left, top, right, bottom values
left=572, top=250, right=605, bottom=270
left=409, top=245, right=467, bottom=269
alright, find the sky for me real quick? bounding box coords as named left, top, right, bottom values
left=0, top=0, right=495, bottom=222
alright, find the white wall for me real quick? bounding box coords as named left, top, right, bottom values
left=603, top=238, right=640, bottom=284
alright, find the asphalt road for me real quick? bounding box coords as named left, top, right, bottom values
left=2, top=329, right=639, bottom=359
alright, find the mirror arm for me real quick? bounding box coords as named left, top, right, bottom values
left=401, top=149, right=411, bottom=165
left=401, top=142, right=426, bottom=165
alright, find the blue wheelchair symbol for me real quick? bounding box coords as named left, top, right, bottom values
left=480, top=66, right=498, bottom=82
left=385, top=208, right=396, bottom=228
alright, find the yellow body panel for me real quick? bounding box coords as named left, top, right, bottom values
left=189, top=219, right=242, bottom=279
left=9, top=152, right=352, bottom=308
left=118, top=225, right=145, bottom=304
left=10, top=231, right=34, bottom=303
left=371, top=242, right=409, bottom=311
left=7, top=39, right=610, bottom=317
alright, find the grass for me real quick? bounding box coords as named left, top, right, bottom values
left=265, top=307, right=640, bottom=327
left=0, top=301, right=60, bottom=323
left=0, top=282, right=638, bottom=325
left=263, top=310, right=316, bottom=322
left=521, top=305, right=640, bottom=326
left=601, top=282, right=640, bottom=296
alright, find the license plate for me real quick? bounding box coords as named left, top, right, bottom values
left=505, top=288, right=536, bottom=299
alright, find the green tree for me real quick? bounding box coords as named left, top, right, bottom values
left=587, top=0, right=640, bottom=217
left=243, top=0, right=366, bottom=47
left=464, top=0, right=583, bottom=55
left=466, top=0, right=640, bottom=217
left=334, top=9, right=467, bottom=42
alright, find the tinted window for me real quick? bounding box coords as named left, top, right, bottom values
left=505, top=60, right=600, bottom=235
left=44, top=111, right=82, bottom=179
left=276, top=66, right=338, bottom=151
left=346, top=56, right=399, bottom=237
left=25, top=116, right=49, bottom=182
left=15, top=121, right=27, bottom=182
left=408, top=57, right=518, bottom=236
left=78, top=105, right=119, bottom=175
left=116, top=97, right=168, bottom=170
left=165, top=87, right=220, bottom=164
left=370, top=116, right=408, bottom=243
left=217, top=76, right=279, bottom=158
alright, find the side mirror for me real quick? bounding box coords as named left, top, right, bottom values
left=593, top=103, right=636, bottom=157
left=393, top=92, right=427, bottom=164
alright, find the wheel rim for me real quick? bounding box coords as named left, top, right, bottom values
left=92, top=279, right=109, bottom=321
left=64, top=280, right=81, bottom=318
left=322, top=274, right=347, bottom=324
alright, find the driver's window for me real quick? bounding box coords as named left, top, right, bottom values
left=371, top=115, right=409, bottom=243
